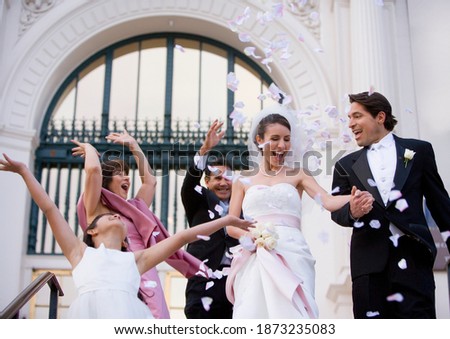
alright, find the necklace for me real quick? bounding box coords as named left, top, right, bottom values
left=260, top=165, right=284, bottom=177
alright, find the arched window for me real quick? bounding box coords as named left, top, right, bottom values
left=30, top=33, right=272, bottom=255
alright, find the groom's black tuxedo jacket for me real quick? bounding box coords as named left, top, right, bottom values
left=331, top=135, right=450, bottom=280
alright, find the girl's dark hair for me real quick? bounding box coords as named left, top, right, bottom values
left=83, top=212, right=128, bottom=252
left=254, top=113, right=291, bottom=147
left=348, top=91, right=398, bottom=131
left=101, top=159, right=129, bottom=189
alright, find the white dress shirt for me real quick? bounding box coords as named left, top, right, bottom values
left=367, top=133, right=404, bottom=238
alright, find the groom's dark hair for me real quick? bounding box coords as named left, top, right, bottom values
left=349, top=91, right=398, bottom=131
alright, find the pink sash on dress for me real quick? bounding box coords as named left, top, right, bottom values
left=226, top=246, right=315, bottom=319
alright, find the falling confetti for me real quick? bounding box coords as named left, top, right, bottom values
left=227, top=72, right=239, bottom=92
left=388, top=190, right=402, bottom=201
left=214, top=204, right=224, bottom=216
left=354, top=221, right=364, bottom=228
left=175, top=44, right=185, bottom=52
left=197, top=235, right=211, bottom=241
left=208, top=165, right=220, bottom=175
left=368, top=85, right=375, bottom=95
left=201, top=297, right=213, bottom=311
left=395, top=199, right=409, bottom=212
left=208, top=210, right=215, bottom=219
left=238, top=32, right=252, bottom=42
left=441, top=231, right=450, bottom=242
left=205, top=281, right=214, bottom=290
left=398, top=258, right=407, bottom=270
left=331, top=186, right=340, bottom=194
left=369, top=220, right=381, bottom=229
left=386, top=293, right=404, bottom=303
left=366, top=311, right=380, bottom=318
left=152, top=231, right=160, bottom=237
left=389, top=234, right=400, bottom=247
left=144, top=280, right=158, bottom=288
left=194, top=185, right=203, bottom=194
left=367, top=178, right=377, bottom=187
left=244, top=46, right=261, bottom=59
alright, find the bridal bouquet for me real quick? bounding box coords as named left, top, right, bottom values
left=239, top=222, right=279, bottom=251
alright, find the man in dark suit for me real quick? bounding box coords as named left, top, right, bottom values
left=331, top=91, right=450, bottom=318
left=181, top=120, right=239, bottom=319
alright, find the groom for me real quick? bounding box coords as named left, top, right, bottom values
left=331, top=91, right=450, bottom=318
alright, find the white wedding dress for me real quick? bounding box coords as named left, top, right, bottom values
left=226, top=183, right=318, bottom=318
left=67, top=243, right=153, bottom=319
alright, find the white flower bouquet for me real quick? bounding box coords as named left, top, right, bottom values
left=239, top=222, right=279, bottom=251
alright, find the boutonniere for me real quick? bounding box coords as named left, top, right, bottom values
left=403, top=148, right=416, bottom=168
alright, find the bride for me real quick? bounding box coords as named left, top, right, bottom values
left=225, top=104, right=373, bottom=318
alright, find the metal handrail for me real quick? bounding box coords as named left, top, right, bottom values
left=0, top=271, right=64, bottom=319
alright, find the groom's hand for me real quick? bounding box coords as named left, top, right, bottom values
left=350, top=186, right=374, bottom=219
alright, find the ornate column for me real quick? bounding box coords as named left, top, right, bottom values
left=350, top=0, right=390, bottom=93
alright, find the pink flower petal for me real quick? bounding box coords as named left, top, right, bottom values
left=208, top=210, right=215, bottom=219
left=386, top=293, right=404, bottom=303
left=388, top=190, right=402, bottom=201
left=354, top=221, right=364, bottom=228
left=366, top=311, right=380, bottom=318
left=369, top=220, right=381, bottom=229
left=395, top=199, right=409, bottom=212
left=175, top=44, right=185, bottom=52
left=194, top=185, right=203, bottom=194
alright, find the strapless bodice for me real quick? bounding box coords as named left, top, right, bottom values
left=242, top=183, right=301, bottom=221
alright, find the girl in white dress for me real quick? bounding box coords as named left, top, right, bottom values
left=226, top=104, right=374, bottom=319
left=0, top=154, right=255, bottom=319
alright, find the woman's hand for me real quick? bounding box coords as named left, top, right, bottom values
left=71, top=140, right=98, bottom=158
left=106, top=129, right=138, bottom=150
left=0, top=153, right=27, bottom=174
left=226, top=215, right=256, bottom=231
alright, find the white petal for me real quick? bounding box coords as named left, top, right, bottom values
left=354, top=221, right=364, bottom=228
left=214, top=204, right=224, bottom=216
left=441, top=231, right=450, bottom=242
left=197, top=235, right=211, bottom=241
left=212, top=270, right=223, bottom=280
left=386, top=293, right=404, bottom=302
left=193, top=122, right=201, bottom=129
left=144, top=280, right=158, bottom=288
left=195, top=270, right=207, bottom=278
left=201, top=297, right=213, bottom=311
left=205, top=281, right=214, bottom=290
left=388, top=190, right=402, bottom=201
left=367, top=178, right=377, bottom=187
left=175, top=44, right=185, bottom=52
left=366, top=311, right=380, bottom=318
left=369, top=220, right=381, bottom=229
left=239, top=235, right=256, bottom=252
left=368, top=85, right=375, bottom=96
left=194, top=185, right=203, bottom=194
left=208, top=210, right=215, bottom=219
left=389, top=234, right=400, bottom=247
left=152, top=231, right=160, bottom=237
left=331, top=186, right=340, bottom=194
left=395, top=199, right=409, bottom=212
left=398, top=258, right=407, bottom=270
left=238, top=32, right=252, bottom=42
left=239, top=177, right=252, bottom=185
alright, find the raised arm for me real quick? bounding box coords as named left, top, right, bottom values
left=106, top=130, right=156, bottom=206
left=0, top=154, right=85, bottom=267
left=135, top=214, right=254, bottom=274
left=299, top=168, right=351, bottom=212
left=226, top=177, right=247, bottom=239
left=71, top=140, right=103, bottom=223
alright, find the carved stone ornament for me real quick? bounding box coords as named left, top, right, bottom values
left=19, top=0, right=57, bottom=36
left=285, top=0, right=321, bottom=40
